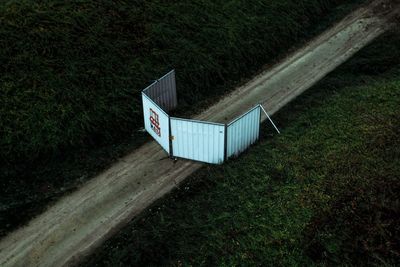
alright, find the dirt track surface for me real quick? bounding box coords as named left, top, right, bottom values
left=0, top=1, right=397, bottom=266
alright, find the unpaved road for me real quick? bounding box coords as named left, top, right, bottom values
left=0, top=1, right=398, bottom=266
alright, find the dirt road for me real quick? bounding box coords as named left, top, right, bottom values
left=0, top=1, right=397, bottom=266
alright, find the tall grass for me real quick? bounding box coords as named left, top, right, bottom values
left=0, top=0, right=349, bottom=176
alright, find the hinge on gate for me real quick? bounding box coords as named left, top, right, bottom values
left=170, top=135, right=175, bottom=141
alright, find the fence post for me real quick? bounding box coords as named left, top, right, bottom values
left=169, top=117, right=174, bottom=158
left=224, top=124, right=228, bottom=162
left=258, top=105, right=262, bottom=141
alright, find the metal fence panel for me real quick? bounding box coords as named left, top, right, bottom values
left=142, top=93, right=170, bottom=154
left=227, top=106, right=261, bottom=158
left=171, top=118, right=225, bottom=164
left=143, top=70, right=177, bottom=112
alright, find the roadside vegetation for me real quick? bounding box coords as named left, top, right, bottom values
left=82, top=31, right=400, bottom=266
left=0, top=0, right=363, bottom=236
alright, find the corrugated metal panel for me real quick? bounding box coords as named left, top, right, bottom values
left=141, top=70, right=263, bottom=163
left=142, top=93, right=170, bottom=154
left=227, top=106, right=261, bottom=158
left=171, top=118, right=225, bottom=164
left=143, top=70, right=177, bottom=112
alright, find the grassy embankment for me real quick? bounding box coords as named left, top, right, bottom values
left=0, top=0, right=361, bottom=236
left=82, top=31, right=400, bottom=266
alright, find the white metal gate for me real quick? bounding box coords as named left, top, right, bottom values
left=143, top=70, right=177, bottom=112
left=170, top=118, right=225, bottom=164
left=142, top=93, right=170, bottom=154
left=227, top=106, right=261, bottom=158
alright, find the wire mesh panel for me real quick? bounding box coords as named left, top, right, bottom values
left=142, top=70, right=177, bottom=112
left=171, top=118, right=225, bottom=164
left=227, top=106, right=261, bottom=158
left=142, top=93, right=170, bottom=154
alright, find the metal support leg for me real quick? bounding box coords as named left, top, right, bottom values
left=260, top=104, right=281, bottom=134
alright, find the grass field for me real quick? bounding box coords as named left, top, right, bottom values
left=0, top=0, right=364, bottom=236
left=82, top=31, right=400, bottom=266
left=0, top=0, right=350, bottom=172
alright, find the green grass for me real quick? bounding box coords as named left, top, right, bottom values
left=81, top=31, right=400, bottom=266
left=0, top=0, right=364, bottom=236
left=0, top=0, right=354, bottom=172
